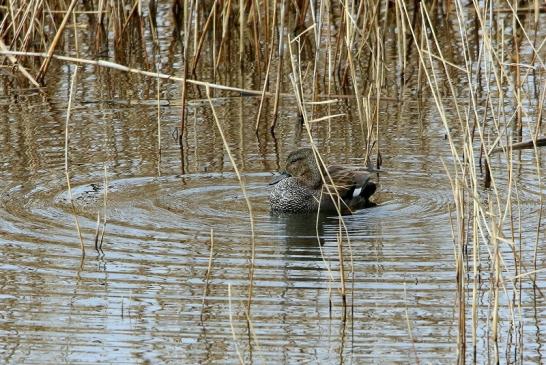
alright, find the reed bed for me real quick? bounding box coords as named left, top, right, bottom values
left=1, top=0, right=545, bottom=363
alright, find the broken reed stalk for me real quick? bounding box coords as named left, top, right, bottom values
left=64, top=65, right=85, bottom=258
left=205, top=85, right=256, bottom=315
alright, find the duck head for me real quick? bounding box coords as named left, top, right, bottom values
left=283, top=148, right=323, bottom=189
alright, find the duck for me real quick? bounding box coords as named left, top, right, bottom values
left=269, top=148, right=377, bottom=214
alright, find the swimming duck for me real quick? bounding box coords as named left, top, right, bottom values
left=269, top=148, right=377, bottom=214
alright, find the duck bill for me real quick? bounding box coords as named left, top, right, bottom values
left=269, top=172, right=291, bottom=185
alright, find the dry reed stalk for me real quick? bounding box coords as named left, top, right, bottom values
left=474, top=6, right=546, bottom=310
left=227, top=283, right=245, bottom=364
left=421, top=4, right=486, bottom=359
left=491, top=137, right=546, bottom=153
left=200, top=228, right=215, bottom=321
left=156, top=65, right=162, bottom=174
left=94, top=0, right=107, bottom=53
left=3, top=2, right=30, bottom=50
left=71, top=10, right=79, bottom=58
left=254, top=0, right=278, bottom=131
left=335, top=228, right=346, bottom=301
left=215, top=0, right=232, bottom=70
left=93, top=211, right=101, bottom=251
left=115, top=0, right=139, bottom=46
left=307, top=0, right=322, bottom=120
left=270, top=0, right=286, bottom=132
left=511, top=2, right=523, bottom=136
left=190, top=0, right=218, bottom=75
left=212, top=2, right=217, bottom=81
left=40, top=9, right=107, bottom=15
left=315, top=190, right=336, bottom=284
left=324, top=0, right=333, bottom=96
left=240, top=301, right=265, bottom=363
left=0, top=38, right=40, bottom=87
left=249, top=0, right=261, bottom=79
left=342, top=1, right=372, bottom=164
left=371, top=36, right=382, bottom=167
left=406, top=2, right=545, bottom=363
left=451, top=173, right=467, bottom=365
left=238, top=0, right=244, bottom=64
left=286, top=31, right=360, bottom=302
left=397, top=1, right=469, bottom=361
left=0, top=50, right=272, bottom=94
left=205, top=85, right=256, bottom=314
left=455, top=183, right=466, bottom=365
left=307, top=113, right=345, bottom=124
left=534, top=79, right=545, bottom=136
left=99, top=165, right=108, bottom=251
left=64, top=65, right=85, bottom=258
left=36, top=0, right=78, bottom=83
left=148, top=0, right=159, bottom=49
left=403, top=284, right=420, bottom=364
left=461, top=3, right=495, bottom=360
left=491, top=202, right=500, bottom=363
left=178, top=0, right=194, bottom=149
left=192, top=1, right=198, bottom=62
left=0, top=51, right=395, bottom=101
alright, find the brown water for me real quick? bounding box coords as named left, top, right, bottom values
left=1, top=5, right=546, bottom=365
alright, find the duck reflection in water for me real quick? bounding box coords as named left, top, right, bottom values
left=270, top=212, right=329, bottom=247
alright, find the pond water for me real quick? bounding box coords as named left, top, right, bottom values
left=1, top=3, right=546, bottom=365
left=1, top=83, right=544, bottom=364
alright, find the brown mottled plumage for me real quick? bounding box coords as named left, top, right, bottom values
left=270, top=148, right=377, bottom=214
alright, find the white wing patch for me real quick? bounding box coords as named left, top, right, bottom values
left=352, top=187, right=362, bottom=198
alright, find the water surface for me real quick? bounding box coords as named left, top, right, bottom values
left=1, top=4, right=546, bottom=364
